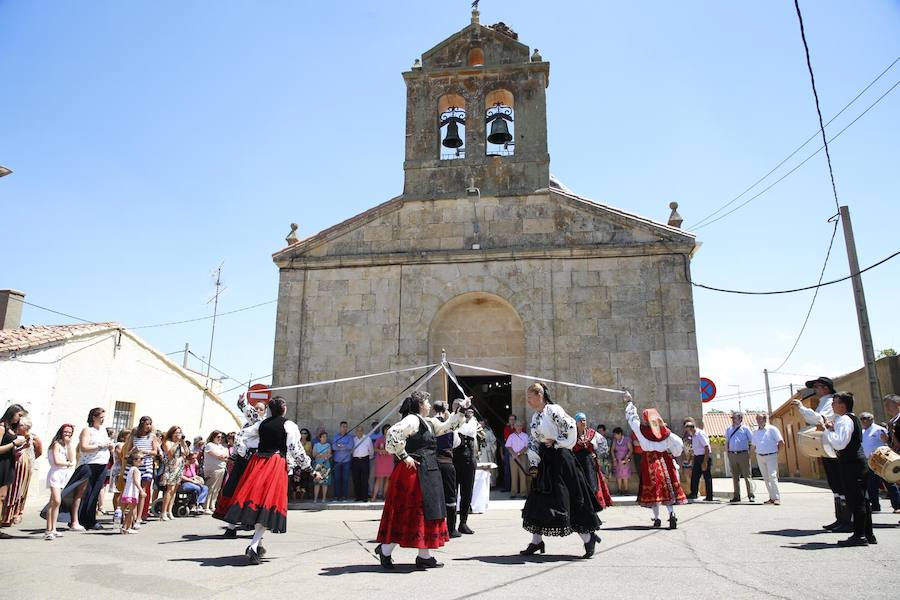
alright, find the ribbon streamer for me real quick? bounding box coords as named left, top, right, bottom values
left=260, top=364, right=437, bottom=392
left=448, top=361, right=626, bottom=394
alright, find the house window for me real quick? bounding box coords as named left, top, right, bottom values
left=112, top=401, right=135, bottom=433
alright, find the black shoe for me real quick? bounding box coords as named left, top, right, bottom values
left=704, top=497, right=714, bottom=502
left=415, top=556, right=443, bottom=570
left=823, top=519, right=841, bottom=531
left=729, top=497, right=741, bottom=503
left=449, top=529, right=461, bottom=538
left=245, top=545, right=261, bottom=565
left=866, top=535, right=878, bottom=545
left=686, top=495, right=698, bottom=500
left=748, top=496, right=756, bottom=503
left=257, top=544, right=266, bottom=558
left=837, top=535, right=868, bottom=547
left=581, top=533, right=600, bottom=559
left=519, top=541, right=545, bottom=555
left=831, top=522, right=854, bottom=534
left=668, top=514, right=678, bottom=530
left=374, top=544, right=394, bottom=569
left=223, top=528, right=237, bottom=539
left=458, top=522, right=474, bottom=535
left=652, top=519, right=661, bottom=528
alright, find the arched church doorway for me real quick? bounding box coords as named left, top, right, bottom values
left=428, top=292, right=526, bottom=444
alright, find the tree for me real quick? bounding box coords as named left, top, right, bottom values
left=877, top=348, right=897, bottom=359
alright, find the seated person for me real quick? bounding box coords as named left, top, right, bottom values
left=181, top=453, right=210, bottom=513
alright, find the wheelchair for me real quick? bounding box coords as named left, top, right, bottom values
left=150, top=486, right=200, bottom=518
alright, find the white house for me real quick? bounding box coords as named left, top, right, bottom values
left=0, top=313, right=242, bottom=502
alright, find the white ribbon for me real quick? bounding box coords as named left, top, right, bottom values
left=259, top=364, right=437, bottom=392
left=447, top=361, right=627, bottom=394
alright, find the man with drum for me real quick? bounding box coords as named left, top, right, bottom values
left=859, top=412, right=900, bottom=513
left=791, top=376, right=851, bottom=533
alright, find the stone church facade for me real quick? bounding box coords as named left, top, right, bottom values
left=271, top=13, right=700, bottom=434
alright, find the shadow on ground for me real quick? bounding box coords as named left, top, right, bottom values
left=320, top=564, right=418, bottom=575
left=454, top=553, right=579, bottom=565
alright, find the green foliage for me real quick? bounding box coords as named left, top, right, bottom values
left=877, top=348, right=897, bottom=359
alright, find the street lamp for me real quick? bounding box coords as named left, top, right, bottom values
left=0, top=166, right=11, bottom=178
left=728, top=384, right=742, bottom=413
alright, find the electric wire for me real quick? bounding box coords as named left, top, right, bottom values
left=689, top=53, right=900, bottom=230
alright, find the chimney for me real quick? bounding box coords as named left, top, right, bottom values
left=0, top=289, right=26, bottom=329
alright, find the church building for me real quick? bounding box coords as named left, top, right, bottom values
left=270, top=11, right=700, bottom=436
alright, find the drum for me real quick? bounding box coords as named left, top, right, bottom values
left=797, top=426, right=827, bottom=458
left=868, top=446, right=900, bottom=483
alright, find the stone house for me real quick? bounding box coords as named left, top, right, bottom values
left=270, top=12, right=701, bottom=438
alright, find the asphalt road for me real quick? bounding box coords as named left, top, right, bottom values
left=5, top=482, right=899, bottom=599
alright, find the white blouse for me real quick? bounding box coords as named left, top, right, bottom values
left=526, top=403, right=577, bottom=467
left=386, top=411, right=466, bottom=459
left=284, top=420, right=312, bottom=474
left=625, top=401, right=684, bottom=457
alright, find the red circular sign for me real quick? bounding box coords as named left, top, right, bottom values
left=700, top=377, right=717, bottom=403
left=247, top=383, right=272, bottom=405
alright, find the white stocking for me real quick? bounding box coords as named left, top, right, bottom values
left=578, top=532, right=591, bottom=543
left=651, top=504, right=660, bottom=520
left=225, top=523, right=237, bottom=530
left=249, top=524, right=265, bottom=551
left=417, top=548, right=432, bottom=559
left=665, top=504, right=675, bottom=516
left=531, top=533, right=543, bottom=545
left=381, top=543, right=396, bottom=556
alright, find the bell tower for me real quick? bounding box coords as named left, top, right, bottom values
left=401, top=10, right=550, bottom=199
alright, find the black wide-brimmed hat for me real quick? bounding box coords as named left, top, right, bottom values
left=804, top=376, right=835, bottom=393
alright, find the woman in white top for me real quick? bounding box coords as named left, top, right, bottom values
left=43, top=407, right=113, bottom=531
left=202, top=430, right=230, bottom=512
left=520, top=383, right=602, bottom=559
left=43, top=423, right=75, bottom=540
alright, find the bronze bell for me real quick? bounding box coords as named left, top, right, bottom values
left=442, top=119, right=464, bottom=149
left=487, top=117, right=512, bottom=145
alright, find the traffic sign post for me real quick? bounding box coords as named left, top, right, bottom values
left=700, top=377, right=717, bottom=403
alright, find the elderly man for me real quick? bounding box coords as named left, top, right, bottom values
left=792, top=376, right=850, bottom=532
left=751, top=414, right=784, bottom=505
left=725, top=412, right=755, bottom=502
left=859, top=412, right=900, bottom=513
left=686, top=420, right=713, bottom=502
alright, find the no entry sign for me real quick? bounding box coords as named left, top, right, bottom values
left=247, top=383, right=272, bottom=405
left=700, top=377, right=717, bottom=403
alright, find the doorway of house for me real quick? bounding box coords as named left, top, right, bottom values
left=446, top=374, right=512, bottom=445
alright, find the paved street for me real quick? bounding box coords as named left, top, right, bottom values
left=6, top=482, right=899, bottom=599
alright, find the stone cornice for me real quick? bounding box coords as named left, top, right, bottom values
left=274, top=241, right=696, bottom=270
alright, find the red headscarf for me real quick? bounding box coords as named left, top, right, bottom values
left=640, top=408, right=671, bottom=442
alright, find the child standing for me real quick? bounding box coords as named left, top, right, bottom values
left=121, top=449, right=146, bottom=534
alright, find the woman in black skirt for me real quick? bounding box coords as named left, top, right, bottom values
left=520, top=383, right=602, bottom=558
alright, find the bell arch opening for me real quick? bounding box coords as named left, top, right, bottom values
left=438, top=93, right=466, bottom=160
left=485, top=89, right=515, bottom=156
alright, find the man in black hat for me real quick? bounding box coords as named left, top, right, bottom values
left=432, top=400, right=461, bottom=538
left=791, top=376, right=850, bottom=532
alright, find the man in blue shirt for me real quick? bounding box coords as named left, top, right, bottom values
left=725, top=412, right=755, bottom=502
left=332, top=421, right=353, bottom=501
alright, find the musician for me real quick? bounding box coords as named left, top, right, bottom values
left=820, top=392, right=876, bottom=546
left=453, top=408, right=479, bottom=535
left=792, top=376, right=851, bottom=532
left=883, top=394, right=900, bottom=451
left=432, top=400, right=461, bottom=538
left=859, top=412, right=900, bottom=513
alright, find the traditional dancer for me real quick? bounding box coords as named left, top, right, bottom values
left=433, top=400, right=461, bottom=538
left=453, top=408, right=479, bottom=535
left=374, top=390, right=471, bottom=570
left=821, top=392, right=876, bottom=546
left=573, top=412, right=614, bottom=511
left=213, top=393, right=268, bottom=538
left=520, top=383, right=602, bottom=559
left=791, top=377, right=850, bottom=532
left=623, top=392, right=686, bottom=529
left=223, top=396, right=318, bottom=564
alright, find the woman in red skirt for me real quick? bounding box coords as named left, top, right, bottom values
left=375, top=390, right=471, bottom=571
left=572, top=413, right=614, bottom=511
left=623, top=392, right=686, bottom=529
left=224, top=396, right=320, bottom=564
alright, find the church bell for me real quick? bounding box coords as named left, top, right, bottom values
left=442, top=119, right=464, bottom=149
left=487, top=118, right=512, bottom=145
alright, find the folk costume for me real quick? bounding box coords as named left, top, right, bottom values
left=213, top=396, right=268, bottom=537
left=375, top=394, right=467, bottom=570
left=453, top=414, right=479, bottom=535
left=823, top=409, right=876, bottom=546
left=796, top=377, right=850, bottom=532
left=521, top=396, right=602, bottom=558
left=434, top=404, right=462, bottom=538
left=224, top=412, right=312, bottom=563
left=625, top=399, right=686, bottom=529
left=572, top=416, right=614, bottom=510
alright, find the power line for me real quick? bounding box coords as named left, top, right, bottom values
left=220, top=374, right=273, bottom=396
left=130, top=300, right=276, bottom=330
left=10, top=334, right=117, bottom=364
left=689, top=53, right=900, bottom=230
left=14, top=298, right=96, bottom=325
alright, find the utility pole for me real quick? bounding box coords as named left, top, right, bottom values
left=182, top=342, right=190, bottom=369
left=839, top=205, right=883, bottom=422
left=200, top=264, right=225, bottom=430
left=763, top=369, right=773, bottom=415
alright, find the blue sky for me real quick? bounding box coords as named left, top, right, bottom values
left=2, top=1, right=899, bottom=416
